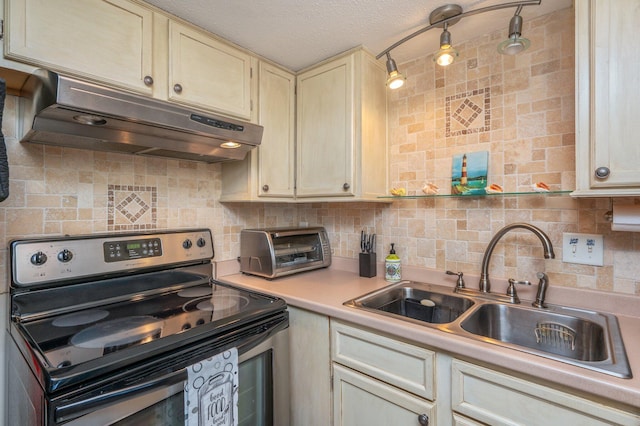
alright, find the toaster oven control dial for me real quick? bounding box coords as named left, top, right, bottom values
left=197, top=237, right=206, bottom=248
left=57, top=249, right=73, bottom=263
left=182, top=239, right=193, bottom=249
left=30, top=251, right=48, bottom=266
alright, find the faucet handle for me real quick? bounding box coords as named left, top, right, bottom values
left=506, top=278, right=531, bottom=304
left=446, top=270, right=465, bottom=289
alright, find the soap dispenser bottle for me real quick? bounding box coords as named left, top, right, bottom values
left=385, top=243, right=401, bottom=281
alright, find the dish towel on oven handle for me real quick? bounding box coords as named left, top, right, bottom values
left=0, top=78, right=10, bottom=202
left=184, top=347, right=238, bottom=426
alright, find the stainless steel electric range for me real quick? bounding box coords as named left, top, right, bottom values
left=7, top=229, right=290, bottom=425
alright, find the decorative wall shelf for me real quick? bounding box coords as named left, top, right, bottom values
left=378, top=190, right=572, bottom=200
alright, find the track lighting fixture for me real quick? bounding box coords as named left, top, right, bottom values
left=433, top=23, right=459, bottom=66
left=497, top=6, right=531, bottom=55
left=376, top=1, right=541, bottom=89
left=385, top=52, right=406, bottom=89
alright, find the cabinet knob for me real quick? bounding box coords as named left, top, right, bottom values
left=173, top=83, right=183, bottom=94
left=143, top=75, right=154, bottom=86
left=594, top=167, right=610, bottom=179
left=343, top=183, right=350, bottom=190
left=418, top=414, right=429, bottom=425
left=262, top=184, right=269, bottom=192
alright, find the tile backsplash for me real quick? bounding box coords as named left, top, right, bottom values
left=1, top=5, right=638, bottom=297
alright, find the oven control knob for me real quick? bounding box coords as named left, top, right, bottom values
left=197, top=237, right=206, bottom=248
left=57, top=249, right=73, bottom=263
left=182, top=239, right=193, bottom=249
left=30, top=251, right=48, bottom=266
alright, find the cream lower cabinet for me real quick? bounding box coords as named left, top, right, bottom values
left=331, top=320, right=436, bottom=426
left=288, top=306, right=332, bottom=426
left=5, top=0, right=254, bottom=119
left=574, top=0, right=640, bottom=196
left=5, top=0, right=154, bottom=95
left=451, top=359, right=640, bottom=426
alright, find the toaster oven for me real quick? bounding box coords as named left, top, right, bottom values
left=240, top=227, right=331, bottom=278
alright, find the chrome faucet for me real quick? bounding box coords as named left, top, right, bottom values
left=479, top=223, right=555, bottom=293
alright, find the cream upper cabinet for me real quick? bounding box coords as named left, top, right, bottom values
left=5, top=0, right=255, bottom=119
left=574, top=0, right=640, bottom=197
left=296, top=49, right=388, bottom=200
left=256, top=62, right=296, bottom=198
left=221, top=48, right=388, bottom=203
left=4, top=0, right=154, bottom=95
left=220, top=61, right=295, bottom=201
left=167, top=21, right=253, bottom=120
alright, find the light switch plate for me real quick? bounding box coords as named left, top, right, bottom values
left=562, top=233, right=604, bottom=266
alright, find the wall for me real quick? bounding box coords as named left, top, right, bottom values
left=1, top=7, right=638, bottom=305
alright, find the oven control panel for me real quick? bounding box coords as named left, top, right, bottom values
left=11, top=229, right=214, bottom=287
left=103, top=237, right=163, bottom=262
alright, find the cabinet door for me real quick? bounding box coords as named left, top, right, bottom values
left=333, top=364, right=435, bottom=426
left=288, top=307, right=332, bottom=426
left=451, top=359, right=640, bottom=425
left=168, top=21, right=252, bottom=119
left=296, top=55, right=354, bottom=198
left=257, top=62, right=295, bottom=198
left=5, top=0, right=153, bottom=94
left=575, top=0, right=640, bottom=196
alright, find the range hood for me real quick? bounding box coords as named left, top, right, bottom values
left=18, top=70, right=262, bottom=163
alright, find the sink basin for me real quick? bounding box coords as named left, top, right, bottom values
left=460, top=303, right=632, bottom=378
left=344, top=282, right=474, bottom=325
left=344, top=282, right=632, bottom=378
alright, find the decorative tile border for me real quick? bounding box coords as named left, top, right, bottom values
left=107, top=185, right=157, bottom=231
left=445, top=87, right=491, bottom=137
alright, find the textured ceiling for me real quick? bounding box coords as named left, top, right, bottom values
left=144, top=0, right=572, bottom=71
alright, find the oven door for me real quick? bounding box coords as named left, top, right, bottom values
left=56, top=317, right=289, bottom=426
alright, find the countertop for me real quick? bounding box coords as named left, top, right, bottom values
left=216, top=257, right=640, bottom=412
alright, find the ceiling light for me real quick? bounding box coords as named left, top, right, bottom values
left=497, top=7, right=531, bottom=55
left=385, top=53, right=406, bottom=89
left=375, top=1, right=541, bottom=87
left=433, top=24, right=459, bottom=66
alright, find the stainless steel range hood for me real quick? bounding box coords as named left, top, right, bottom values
left=19, top=70, right=262, bottom=163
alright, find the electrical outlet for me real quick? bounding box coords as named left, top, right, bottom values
left=562, top=233, right=604, bottom=266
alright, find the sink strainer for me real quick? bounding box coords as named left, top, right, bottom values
left=534, top=322, right=576, bottom=351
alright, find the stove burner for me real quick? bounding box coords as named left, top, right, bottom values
left=70, top=316, right=164, bottom=353
left=183, top=295, right=250, bottom=313
left=52, top=309, right=109, bottom=327
left=177, top=287, right=213, bottom=298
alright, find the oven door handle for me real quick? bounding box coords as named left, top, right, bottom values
left=55, top=368, right=187, bottom=423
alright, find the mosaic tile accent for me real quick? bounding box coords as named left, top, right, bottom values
left=445, top=87, right=491, bottom=137
left=108, top=185, right=157, bottom=231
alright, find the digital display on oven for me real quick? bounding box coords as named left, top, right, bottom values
left=103, top=238, right=162, bottom=262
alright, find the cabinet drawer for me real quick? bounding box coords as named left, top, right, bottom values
left=331, top=320, right=435, bottom=400
left=452, top=359, right=640, bottom=425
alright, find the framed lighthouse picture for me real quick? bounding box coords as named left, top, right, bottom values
left=451, top=151, right=488, bottom=195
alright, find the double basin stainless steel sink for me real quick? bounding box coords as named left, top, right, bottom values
left=344, top=281, right=632, bottom=379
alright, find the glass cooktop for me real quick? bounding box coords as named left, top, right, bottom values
left=19, top=281, right=283, bottom=369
